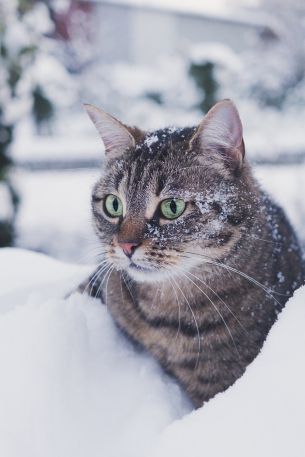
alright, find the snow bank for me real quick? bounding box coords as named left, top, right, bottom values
left=0, top=248, right=190, bottom=457
left=151, top=286, right=305, bottom=457
left=0, top=248, right=304, bottom=457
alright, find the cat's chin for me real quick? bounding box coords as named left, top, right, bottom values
left=125, top=263, right=168, bottom=283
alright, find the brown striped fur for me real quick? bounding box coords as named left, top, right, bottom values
left=81, top=100, right=305, bottom=407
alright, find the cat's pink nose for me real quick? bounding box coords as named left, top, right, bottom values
left=119, top=242, right=139, bottom=258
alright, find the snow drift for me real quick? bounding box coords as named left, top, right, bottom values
left=0, top=248, right=304, bottom=457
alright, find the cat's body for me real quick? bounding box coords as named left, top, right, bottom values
left=81, top=100, right=305, bottom=407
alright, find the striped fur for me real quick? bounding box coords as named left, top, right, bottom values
left=82, top=101, right=305, bottom=407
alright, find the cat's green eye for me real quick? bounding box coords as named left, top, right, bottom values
left=104, top=194, right=123, bottom=218
left=160, top=198, right=186, bottom=220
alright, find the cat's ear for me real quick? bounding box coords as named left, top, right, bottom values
left=84, top=104, right=136, bottom=158
left=190, top=99, right=245, bottom=172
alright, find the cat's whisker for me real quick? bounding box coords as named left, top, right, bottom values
left=104, top=266, right=115, bottom=306
left=95, top=264, right=113, bottom=300
left=122, top=272, right=137, bottom=309
left=208, top=260, right=285, bottom=304
left=79, top=260, right=107, bottom=296
left=75, top=248, right=108, bottom=265
left=150, top=279, right=161, bottom=309
left=168, top=276, right=182, bottom=341
left=84, top=260, right=110, bottom=297
left=171, top=275, right=201, bottom=368
left=179, top=269, right=241, bottom=359
left=185, top=269, right=249, bottom=336
left=119, top=271, right=126, bottom=310
left=90, top=261, right=113, bottom=296
left=184, top=250, right=286, bottom=303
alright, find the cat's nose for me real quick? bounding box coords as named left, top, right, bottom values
left=119, top=242, right=140, bottom=258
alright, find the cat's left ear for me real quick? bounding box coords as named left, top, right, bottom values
left=190, top=99, right=245, bottom=172
left=84, top=104, right=138, bottom=158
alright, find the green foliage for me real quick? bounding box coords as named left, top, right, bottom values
left=0, top=221, right=14, bottom=247
left=0, top=109, right=12, bottom=171
left=32, top=85, right=54, bottom=129
left=18, top=0, right=38, bottom=15
left=145, top=91, right=163, bottom=105
left=189, top=61, right=218, bottom=113
left=0, top=111, right=15, bottom=247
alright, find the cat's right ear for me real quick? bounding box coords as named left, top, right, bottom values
left=189, top=99, right=245, bottom=173
left=83, top=104, right=136, bottom=158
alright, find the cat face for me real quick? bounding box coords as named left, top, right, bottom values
left=86, top=100, right=257, bottom=283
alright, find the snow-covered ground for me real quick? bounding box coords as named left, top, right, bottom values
left=0, top=249, right=191, bottom=457
left=151, top=283, right=305, bottom=457
left=0, top=247, right=304, bottom=457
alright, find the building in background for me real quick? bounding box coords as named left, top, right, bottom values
left=88, top=0, right=278, bottom=65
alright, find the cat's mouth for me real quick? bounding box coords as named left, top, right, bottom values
left=124, top=260, right=166, bottom=282
left=129, top=261, right=155, bottom=273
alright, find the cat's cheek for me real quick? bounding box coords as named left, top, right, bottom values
left=97, top=219, right=121, bottom=245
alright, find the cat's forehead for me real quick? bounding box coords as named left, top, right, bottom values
left=136, top=126, right=196, bottom=157
left=101, top=125, right=226, bottom=197
left=102, top=161, right=222, bottom=208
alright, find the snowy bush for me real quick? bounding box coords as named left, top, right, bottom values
left=0, top=0, right=77, bottom=246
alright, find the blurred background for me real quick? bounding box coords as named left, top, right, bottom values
left=0, top=0, right=305, bottom=264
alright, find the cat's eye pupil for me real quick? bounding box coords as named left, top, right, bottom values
left=160, top=198, right=185, bottom=220
left=170, top=200, right=177, bottom=214
left=113, top=198, right=118, bottom=212
left=104, top=194, right=123, bottom=217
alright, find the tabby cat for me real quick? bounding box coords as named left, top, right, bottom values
left=80, top=100, right=304, bottom=408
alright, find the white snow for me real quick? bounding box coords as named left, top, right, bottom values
left=0, top=247, right=304, bottom=457
left=0, top=248, right=190, bottom=457
left=14, top=169, right=99, bottom=262
left=144, top=134, right=159, bottom=149
left=12, top=128, right=103, bottom=162
left=151, top=284, right=305, bottom=457
left=254, top=164, right=305, bottom=246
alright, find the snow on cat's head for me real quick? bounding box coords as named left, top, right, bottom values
left=85, top=100, right=259, bottom=283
